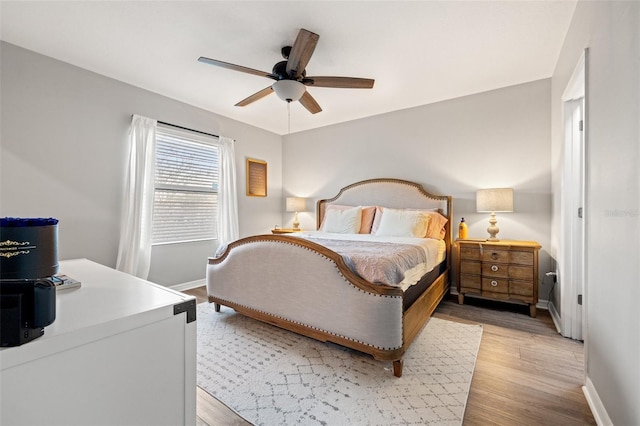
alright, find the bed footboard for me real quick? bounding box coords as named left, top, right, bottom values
left=207, top=235, right=405, bottom=358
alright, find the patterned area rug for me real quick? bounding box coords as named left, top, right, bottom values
left=197, top=303, right=482, bottom=426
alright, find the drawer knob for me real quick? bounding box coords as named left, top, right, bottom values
left=491, top=265, right=499, bottom=272
left=491, top=280, right=498, bottom=287
left=491, top=252, right=499, bottom=260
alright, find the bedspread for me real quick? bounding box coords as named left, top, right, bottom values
left=305, top=237, right=424, bottom=285
left=292, top=232, right=446, bottom=289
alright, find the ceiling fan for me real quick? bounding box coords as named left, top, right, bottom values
left=198, top=28, right=374, bottom=114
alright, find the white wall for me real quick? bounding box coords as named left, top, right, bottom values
left=550, top=1, right=639, bottom=424
left=0, top=42, right=283, bottom=286
left=283, top=79, right=554, bottom=298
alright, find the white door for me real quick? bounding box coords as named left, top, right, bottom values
left=560, top=51, right=587, bottom=341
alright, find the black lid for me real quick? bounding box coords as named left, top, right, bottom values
left=1, top=219, right=59, bottom=279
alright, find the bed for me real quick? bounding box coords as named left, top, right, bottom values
left=206, top=178, right=452, bottom=377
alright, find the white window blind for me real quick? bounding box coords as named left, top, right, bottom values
left=152, top=124, right=219, bottom=244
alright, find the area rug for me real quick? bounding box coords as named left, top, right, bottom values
left=197, top=303, right=482, bottom=426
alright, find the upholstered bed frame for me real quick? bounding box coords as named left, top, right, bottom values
left=206, top=178, right=452, bottom=376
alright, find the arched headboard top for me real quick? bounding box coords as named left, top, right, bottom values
left=316, top=178, right=452, bottom=247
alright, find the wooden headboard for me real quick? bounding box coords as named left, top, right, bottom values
left=316, top=178, right=453, bottom=263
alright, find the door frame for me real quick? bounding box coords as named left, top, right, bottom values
left=560, top=48, right=588, bottom=344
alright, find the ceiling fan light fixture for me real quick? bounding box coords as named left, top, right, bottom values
left=272, top=80, right=306, bottom=102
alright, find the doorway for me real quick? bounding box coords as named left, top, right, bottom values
left=559, top=50, right=587, bottom=341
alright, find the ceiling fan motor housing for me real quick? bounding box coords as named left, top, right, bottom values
left=272, top=61, right=288, bottom=79
left=272, top=60, right=305, bottom=80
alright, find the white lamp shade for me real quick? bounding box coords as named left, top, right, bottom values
left=273, top=80, right=306, bottom=102
left=476, top=188, right=514, bottom=212
left=286, top=197, right=306, bottom=212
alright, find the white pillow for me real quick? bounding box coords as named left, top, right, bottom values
left=374, top=208, right=430, bottom=238
left=321, top=206, right=362, bottom=234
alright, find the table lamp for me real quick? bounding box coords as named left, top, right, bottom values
left=286, top=197, right=306, bottom=230
left=476, top=188, right=513, bottom=241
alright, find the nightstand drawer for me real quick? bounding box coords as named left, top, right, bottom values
left=460, top=247, right=481, bottom=260
left=508, top=265, right=534, bottom=281
left=482, top=249, right=510, bottom=263
left=460, top=260, right=481, bottom=275
left=510, top=251, right=534, bottom=265
left=482, top=262, right=509, bottom=278
left=460, top=274, right=481, bottom=290
left=510, top=280, right=533, bottom=296
left=482, top=277, right=508, bottom=293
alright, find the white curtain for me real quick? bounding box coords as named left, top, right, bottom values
left=217, top=136, right=239, bottom=245
left=116, top=115, right=157, bottom=279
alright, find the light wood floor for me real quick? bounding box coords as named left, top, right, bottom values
left=184, top=287, right=595, bottom=425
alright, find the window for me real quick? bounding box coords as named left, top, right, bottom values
left=152, top=124, right=219, bottom=244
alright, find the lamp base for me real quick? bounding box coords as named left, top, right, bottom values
left=486, top=213, right=500, bottom=241
left=292, top=212, right=300, bottom=230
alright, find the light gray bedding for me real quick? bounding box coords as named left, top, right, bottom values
left=291, top=231, right=446, bottom=289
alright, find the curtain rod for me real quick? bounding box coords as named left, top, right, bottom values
left=157, top=120, right=219, bottom=139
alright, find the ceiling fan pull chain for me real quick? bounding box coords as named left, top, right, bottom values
left=287, top=101, right=291, bottom=134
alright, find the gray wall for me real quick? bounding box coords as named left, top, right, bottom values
left=550, top=1, right=639, bottom=424
left=0, top=42, right=283, bottom=286
left=283, top=79, right=554, bottom=299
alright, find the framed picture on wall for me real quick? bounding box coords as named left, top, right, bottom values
left=246, top=158, right=267, bottom=197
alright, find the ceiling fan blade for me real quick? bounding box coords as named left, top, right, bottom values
left=299, top=91, right=322, bottom=114
left=303, top=76, right=375, bottom=89
left=286, top=29, right=319, bottom=79
left=198, top=57, right=276, bottom=80
left=235, top=86, right=274, bottom=107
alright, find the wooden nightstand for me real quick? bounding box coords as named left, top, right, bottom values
left=271, top=228, right=302, bottom=234
left=456, top=239, right=541, bottom=317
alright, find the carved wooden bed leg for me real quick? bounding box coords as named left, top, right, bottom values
left=214, top=303, right=221, bottom=312
left=393, top=359, right=404, bottom=377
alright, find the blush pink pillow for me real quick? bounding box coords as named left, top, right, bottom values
left=425, top=211, right=448, bottom=240
left=321, top=205, right=376, bottom=234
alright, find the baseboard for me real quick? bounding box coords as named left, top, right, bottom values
left=536, top=299, right=550, bottom=311
left=583, top=376, right=613, bottom=426
left=547, top=301, right=562, bottom=334
left=170, top=278, right=205, bottom=292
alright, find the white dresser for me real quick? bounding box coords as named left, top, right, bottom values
left=0, top=259, right=197, bottom=425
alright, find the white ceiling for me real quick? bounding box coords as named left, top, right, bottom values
left=0, top=1, right=576, bottom=135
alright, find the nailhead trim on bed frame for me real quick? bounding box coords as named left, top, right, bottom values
left=220, top=237, right=404, bottom=299
left=212, top=297, right=403, bottom=351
